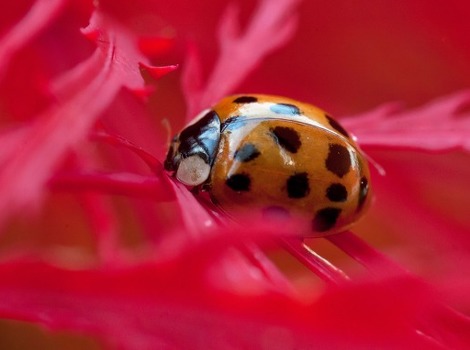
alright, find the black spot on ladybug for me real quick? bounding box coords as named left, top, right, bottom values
left=270, top=103, right=301, bottom=115
left=286, top=172, right=310, bottom=198
left=312, top=208, right=341, bottom=232
left=325, top=144, right=351, bottom=178
left=233, top=96, right=258, bottom=104
left=234, top=143, right=261, bottom=162
left=221, top=116, right=248, bottom=132
left=262, top=206, right=290, bottom=220
left=325, top=114, right=349, bottom=138
left=357, top=176, right=369, bottom=210
left=326, top=183, right=348, bottom=202
left=271, top=126, right=301, bottom=153
left=226, top=173, right=251, bottom=192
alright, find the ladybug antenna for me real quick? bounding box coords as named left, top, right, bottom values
left=161, top=118, right=173, bottom=147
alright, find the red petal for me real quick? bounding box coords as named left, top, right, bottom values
left=182, top=0, right=301, bottom=119
left=0, top=0, right=66, bottom=81
left=0, top=259, right=453, bottom=349
left=343, top=91, right=470, bottom=152
left=138, top=36, right=175, bottom=57
left=49, top=172, right=174, bottom=201
left=0, top=10, right=157, bottom=227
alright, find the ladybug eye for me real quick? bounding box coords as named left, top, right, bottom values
left=176, top=155, right=211, bottom=186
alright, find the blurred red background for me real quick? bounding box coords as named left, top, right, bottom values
left=1, top=0, right=470, bottom=348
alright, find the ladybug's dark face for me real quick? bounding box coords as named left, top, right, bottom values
left=164, top=110, right=222, bottom=187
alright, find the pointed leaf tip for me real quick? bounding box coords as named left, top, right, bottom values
left=139, top=63, right=179, bottom=80
left=81, top=27, right=100, bottom=42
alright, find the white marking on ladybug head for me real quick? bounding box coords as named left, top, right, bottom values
left=176, top=155, right=211, bottom=186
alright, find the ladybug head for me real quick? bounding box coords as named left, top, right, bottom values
left=164, top=109, right=222, bottom=187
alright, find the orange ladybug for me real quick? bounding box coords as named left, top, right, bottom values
left=165, top=95, right=371, bottom=235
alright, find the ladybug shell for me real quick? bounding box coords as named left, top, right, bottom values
left=166, top=94, right=371, bottom=236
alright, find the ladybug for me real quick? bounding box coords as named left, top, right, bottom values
left=164, top=94, right=371, bottom=235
